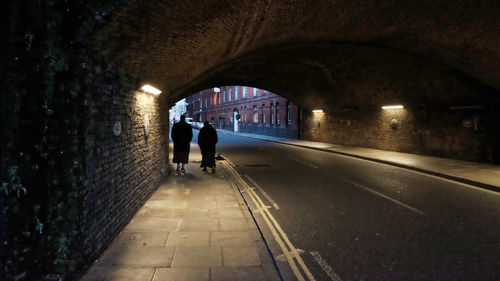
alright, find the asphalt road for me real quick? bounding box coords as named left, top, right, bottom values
left=211, top=131, right=500, bottom=281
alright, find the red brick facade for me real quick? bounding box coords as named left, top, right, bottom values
left=186, top=86, right=299, bottom=138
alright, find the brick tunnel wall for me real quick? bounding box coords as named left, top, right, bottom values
left=81, top=66, right=170, bottom=264
left=295, top=51, right=500, bottom=162
left=88, top=0, right=500, bottom=163
left=185, top=43, right=499, bottom=163
left=3, top=2, right=172, bottom=278
left=301, top=107, right=496, bottom=161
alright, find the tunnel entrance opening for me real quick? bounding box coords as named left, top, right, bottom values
left=183, top=86, right=300, bottom=139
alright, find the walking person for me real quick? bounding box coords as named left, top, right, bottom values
left=198, top=121, right=218, bottom=173
left=171, top=115, right=193, bottom=173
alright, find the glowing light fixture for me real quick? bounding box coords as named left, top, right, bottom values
left=312, top=109, right=324, bottom=113
left=381, top=105, right=404, bottom=109
left=213, top=87, right=221, bottom=92
left=141, top=84, right=162, bottom=95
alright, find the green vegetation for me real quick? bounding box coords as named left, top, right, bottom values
left=2, top=1, right=122, bottom=279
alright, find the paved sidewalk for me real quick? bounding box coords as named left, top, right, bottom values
left=220, top=130, right=500, bottom=191
left=81, top=146, right=281, bottom=281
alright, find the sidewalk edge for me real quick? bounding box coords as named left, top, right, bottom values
left=221, top=161, right=285, bottom=281
left=225, top=132, right=500, bottom=193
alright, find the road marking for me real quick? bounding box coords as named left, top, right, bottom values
left=223, top=160, right=316, bottom=281
left=252, top=205, right=272, bottom=213
left=249, top=137, right=500, bottom=196
left=275, top=248, right=305, bottom=262
left=315, top=148, right=500, bottom=196
left=341, top=177, right=426, bottom=215
left=240, top=187, right=256, bottom=193
left=310, top=251, right=343, bottom=281
left=245, top=174, right=281, bottom=210
left=286, top=157, right=319, bottom=169
left=396, top=167, right=500, bottom=196
left=224, top=158, right=236, bottom=167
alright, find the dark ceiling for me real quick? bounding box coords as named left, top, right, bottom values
left=89, top=0, right=500, bottom=106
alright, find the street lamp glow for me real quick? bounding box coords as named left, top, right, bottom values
left=213, top=87, right=221, bottom=92
left=381, top=105, right=404, bottom=109
left=141, top=84, right=162, bottom=95
left=312, top=109, right=324, bottom=113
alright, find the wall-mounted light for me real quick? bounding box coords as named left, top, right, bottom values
left=213, top=87, right=221, bottom=93
left=449, top=105, right=483, bottom=110
left=312, top=109, right=324, bottom=113
left=141, top=84, right=162, bottom=95
left=381, top=105, right=404, bottom=110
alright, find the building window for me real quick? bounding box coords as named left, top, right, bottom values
left=270, top=103, right=274, bottom=125
left=229, top=88, right=232, bottom=101
left=262, top=104, right=266, bottom=124
left=287, top=102, right=292, bottom=126
left=235, top=86, right=239, bottom=100
left=243, top=86, right=247, bottom=98
left=223, top=91, right=226, bottom=103
left=276, top=103, right=280, bottom=126
left=253, top=106, right=258, bottom=123
left=253, top=88, right=258, bottom=97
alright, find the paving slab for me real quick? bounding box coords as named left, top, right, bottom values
left=124, top=216, right=180, bottom=232
left=98, top=247, right=175, bottom=267
left=210, top=208, right=244, bottom=219
left=110, top=231, right=168, bottom=248
left=216, top=200, right=241, bottom=208
left=153, top=268, right=209, bottom=281
left=223, top=246, right=261, bottom=267
left=80, top=267, right=155, bottom=281
left=212, top=193, right=238, bottom=202
left=166, top=231, right=209, bottom=246
left=211, top=231, right=254, bottom=246
left=144, top=199, right=186, bottom=209
left=80, top=146, right=281, bottom=281
left=136, top=207, right=176, bottom=218
left=180, top=218, right=218, bottom=232
left=218, top=218, right=251, bottom=231
left=211, top=266, right=268, bottom=281
left=211, top=185, right=234, bottom=194
left=172, top=208, right=209, bottom=219
left=171, top=246, right=223, bottom=267
left=184, top=199, right=217, bottom=209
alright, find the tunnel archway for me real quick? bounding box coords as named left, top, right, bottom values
left=89, top=0, right=500, bottom=101
left=88, top=0, right=500, bottom=162
left=4, top=1, right=500, bottom=279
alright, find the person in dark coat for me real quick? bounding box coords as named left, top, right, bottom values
left=198, top=121, right=218, bottom=173
left=171, top=115, right=193, bottom=173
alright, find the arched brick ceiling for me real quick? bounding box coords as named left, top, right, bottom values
left=89, top=0, right=499, bottom=104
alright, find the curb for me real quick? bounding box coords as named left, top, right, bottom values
left=222, top=131, right=500, bottom=193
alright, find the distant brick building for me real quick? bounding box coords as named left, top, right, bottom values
left=185, top=86, right=299, bottom=138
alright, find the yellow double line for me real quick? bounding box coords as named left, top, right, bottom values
left=223, top=160, right=316, bottom=281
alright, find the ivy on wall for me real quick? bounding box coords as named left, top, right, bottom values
left=2, top=0, right=124, bottom=279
